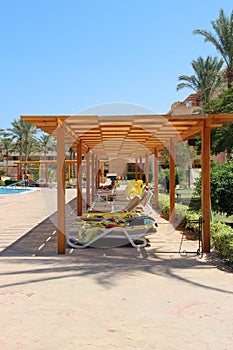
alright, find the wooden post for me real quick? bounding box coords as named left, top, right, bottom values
left=57, top=120, right=66, bottom=254
left=45, top=162, right=48, bottom=186
left=139, top=157, right=143, bottom=180
left=202, top=120, right=211, bottom=253
left=17, top=164, right=20, bottom=181
left=135, top=158, right=138, bottom=180
left=38, top=162, right=41, bottom=181
left=97, top=169, right=100, bottom=188
left=67, top=163, right=71, bottom=183
left=91, top=152, right=95, bottom=202
left=154, top=148, right=159, bottom=210
left=77, top=140, right=83, bottom=216
left=101, top=161, right=105, bottom=184
left=95, top=156, right=99, bottom=190
left=169, top=139, right=175, bottom=223
left=145, top=153, right=149, bottom=187
left=86, top=151, right=90, bottom=210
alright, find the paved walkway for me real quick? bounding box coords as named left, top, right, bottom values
left=0, top=188, right=232, bottom=349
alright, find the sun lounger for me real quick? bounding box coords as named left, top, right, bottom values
left=67, top=215, right=158, bottom=249
left=89, top=194, right=144, bottom=213
left=136, top=189, right=154, bottom=215
left=89, top=189, right=154, bottom=216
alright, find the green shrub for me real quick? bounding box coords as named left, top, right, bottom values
left=158, top=193, right=170, bottom=218
left=210, top=222, right=233, bottom=262
left=158, top=193, right=233, bottom=263
left=182, top=210, right=201, bottom=234
left=194, top=162, right=233, bottom=217
left=0, top=179, right=5, bottom=186
left=158, top=193, right=199, bottom=227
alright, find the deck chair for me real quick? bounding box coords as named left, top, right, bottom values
left=67, top=215, right=158, bottom=249
left=89, top=195, right=142, bottom=214
left=136, top=189, right=154, bottom=215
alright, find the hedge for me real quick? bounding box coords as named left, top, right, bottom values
left=210, top=222, right=233, bottom=263
left=158, top=193, right=233, bottom=263
left=158, top=193, right=200, bottom=229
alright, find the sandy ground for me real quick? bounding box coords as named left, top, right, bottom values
left=0, top=188, right=233, bottom=350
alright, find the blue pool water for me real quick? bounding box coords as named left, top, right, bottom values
left=0, top=187, right=33, bottom=194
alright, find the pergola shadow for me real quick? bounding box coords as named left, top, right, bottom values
left=1, top=246, right=232, bottom=295
left=1, top=201, right=232, bottom=279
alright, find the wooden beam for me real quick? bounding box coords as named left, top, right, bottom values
left=202, top=120, right=211, bottom=252
left=169, top=139, right=175, bottom=223
left=57, top=120, right=66, bottom=254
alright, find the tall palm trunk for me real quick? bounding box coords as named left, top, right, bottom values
left=226, top=68, right=233, bottom=88
left=24, top=139, right=29, bottom=176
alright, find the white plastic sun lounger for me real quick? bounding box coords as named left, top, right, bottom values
left=67, top=216, right=158, bottom=249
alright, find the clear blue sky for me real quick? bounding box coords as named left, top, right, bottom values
left=0, top=0, right=232, bottom=130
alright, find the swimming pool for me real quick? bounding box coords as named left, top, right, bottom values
left=0, top=187, right=34, bottom=194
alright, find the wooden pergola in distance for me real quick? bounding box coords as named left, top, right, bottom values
left=21, top=113, right=233, bottom=254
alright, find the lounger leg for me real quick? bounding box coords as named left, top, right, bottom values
left=121, top=229, right=148, bottom=248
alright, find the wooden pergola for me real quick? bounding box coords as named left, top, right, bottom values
left=21, top=113, right=233, bottom=254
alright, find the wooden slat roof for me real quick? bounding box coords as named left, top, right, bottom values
left=21, top=113, right=233, bottom=158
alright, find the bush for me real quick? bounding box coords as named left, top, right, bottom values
left=194, top=161, right=233, bottom=216
left=158, top=193, right=199, bottom=228
left=158, top=193, right=170, bottom=218
left=0, top=179, right=5, bottom=186
left=158, top=193, right=233, bottom=263
left=210, top=222, right=233, bottom=263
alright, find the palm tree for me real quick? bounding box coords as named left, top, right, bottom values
left=8, top=119, right=38, bottom=176
left=193, top=9, right=233, bottom=88
left=177, top=56, right=224, bottom=105
left=0, top=135, right=14, bottom=176
left=38, top=133, right=55, bottom=160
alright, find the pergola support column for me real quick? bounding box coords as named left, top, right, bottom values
left=57, top=120, right=66, bottom=254
left=91, top=152, right=95, bottom=202
left=202, top=120, right=211, bottom=253
left=45, top=162, right=48, bottom=186
left=169, top=139, right=175, bottom=223
left=145, top=153, right=149, bottom=188
left=101, top=161, right=105, bottom=184
left=95, top=156, right=99, bottom=190
left=86, top=151, right=90, bottom=210
left=67, top=163, right=71, bottom=183
left=154, top=148, right=159, bottom=210
left=135, top=158, right=138, bottom=180
left=17, top=164, right=20, bottom=181
left=139, top=157, right=143, bottom=180
left=77, top=140, right=83, bottom=216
